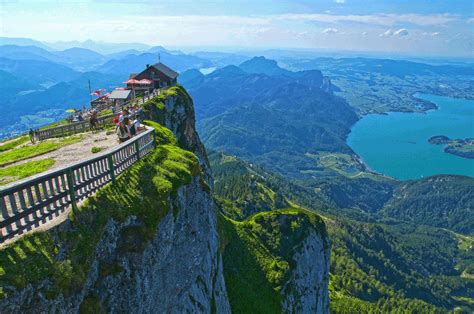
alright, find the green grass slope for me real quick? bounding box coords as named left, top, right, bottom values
left=0, top=118, right=200, bottom=301
left=218, top=208, right=328, bottom=313
left=211, top=152, right=474, bottom=313
left=381, top=175, right=474, bottom=235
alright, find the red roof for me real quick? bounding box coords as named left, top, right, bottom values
left=124, top=79, right=139, bottom=84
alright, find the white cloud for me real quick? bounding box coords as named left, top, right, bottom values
left=322, top=28, right=338, bottom=34
left=380, top=28, right=409, bottom=37
left=275, top=13, right=456, bottom=27
left=394, top=28, right=409, bottom=36
left=423, top=31, right=440, bottom=36
left=380, top=29, right=394, bottom=37
left=361, top=31, right=368, bottom=36
left=334, top=0, right=346, bottom=3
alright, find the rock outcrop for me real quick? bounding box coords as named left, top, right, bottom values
left=0, top=86, right=230, bottom=313
left=282, top=231, right=330, bottom=313
left=0, top=86, right=330, bottom=313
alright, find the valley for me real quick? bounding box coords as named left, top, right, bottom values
left=1, top=38, right=473, bottom=312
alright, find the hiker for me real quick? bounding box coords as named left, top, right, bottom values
left=89, top=110, right=99, bottom=131
left=28, top=128, right=36, bottom=144
left=116, top=121, right=131, bottom=143
left=130, top=114, right=141, bottom=136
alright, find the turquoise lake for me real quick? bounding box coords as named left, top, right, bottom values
left=347, top=94, right=474, bottom=180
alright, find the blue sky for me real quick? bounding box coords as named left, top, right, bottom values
left=0, top=0, right=472, bottom=57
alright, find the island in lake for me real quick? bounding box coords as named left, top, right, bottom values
left=428, top=136, right=474, bottom=159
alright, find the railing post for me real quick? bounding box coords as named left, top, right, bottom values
left=134, top=140, right=141, bottom=161
left=66, top=170, right=78, bottom=215
left=107, top=154, right=116, bottom=183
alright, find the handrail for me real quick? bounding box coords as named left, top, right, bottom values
left=0, top=126, right=155, bottom=244
left=35, top=89, right=159, bottom=141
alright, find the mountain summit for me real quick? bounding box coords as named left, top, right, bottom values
left=239, top=56, right=289, bottom=76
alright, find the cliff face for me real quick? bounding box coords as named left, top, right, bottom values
left=219, top=209, right=330, bottom=314
left=282, top=231, right=330, bottom=313
left=0, top=86, right=330, bottom=313
left=0, top=87, right=230, bottom=313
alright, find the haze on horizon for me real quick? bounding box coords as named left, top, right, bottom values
left=0, top=0, right=473, bottom=58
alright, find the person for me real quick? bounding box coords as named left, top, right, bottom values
left=133, top=114, right=141, bottom=132
left=116, top=121, right=131, bottom=143
left=130, top=114, right=141, bottom=136
left=28, top=128, right=36, bottom=144
left=89, top=110, right=99, bottom=131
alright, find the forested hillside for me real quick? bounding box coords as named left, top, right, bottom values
left=210, top=152, right=474, bottom=312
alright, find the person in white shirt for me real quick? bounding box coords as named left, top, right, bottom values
left=116, top=121, right=131, bottom=143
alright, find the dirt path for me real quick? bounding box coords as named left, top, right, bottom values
left=9, top=129, right=119, bottom=170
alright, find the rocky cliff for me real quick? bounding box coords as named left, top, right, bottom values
left=218, top=208, right=330, bottom=313
left=0, top=86, right=230, bottom=313
left=0, top=86, right=330, bottom=313
left=282, top=231, right=330, bottom=313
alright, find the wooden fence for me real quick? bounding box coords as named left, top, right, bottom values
left=36, top=89, right=159, bottom=141
left=0, top=127, right=155, bottom=244
left=36, top=113, right=116, bottom=141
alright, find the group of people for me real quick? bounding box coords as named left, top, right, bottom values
left=113, top=107, right=143, bottom=143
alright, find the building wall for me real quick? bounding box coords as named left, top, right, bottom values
left=135, top=66, right=175, bottom=88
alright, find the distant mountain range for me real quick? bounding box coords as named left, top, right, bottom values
left=181, top=56, right=357, bottom=179
left=0, top=40, right=219, bottom=138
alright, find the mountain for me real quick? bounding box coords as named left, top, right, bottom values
left=191, top=51, right=249, bottom=67
left=0, top=86, right=331, bottom=312
left=210, top=151, right=474, bottom=312
left=0, top=45, right=109, bottom=71
left=283, top=57, right=474, bottom=114
left=95, top=52, right=212, bottom=77
left=0, top=70, right=39, bottom=94
left=382, top=175, right=474, bottom=234
left=239, top=56, right=290, bottom=76
left=181, top=60, right=358, bottom=179
left=0, top=37, right=51, bottom=50
left=106, top=49, right=143, bottom=59
left=45, top=39, right=152, bottom=54
left=54, top=47, right=106, bottom=70
left=0, top=70, right=122, bottom=130
left=0, top=57, right=80, bottom=85
left=178, top=69, right=205, bottom=87
left=0, top=45, right=61, bottom=63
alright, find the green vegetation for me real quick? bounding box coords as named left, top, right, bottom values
left=0, top=136, right=29, bottom=152
left=91, top=146, right=102, bottom=154
left=284, top=58, right=473, bottom=115
left=0, top=136, right=82, bottom=167
left=0, top=117, right=200, bottom=300
left=211, top=152, right=474, bottom=313
left=429, top=136, right=474, bottom=159
left=305, top=151, right=384, bottom=180
left=328, top=220, right=474, bottom=312
left=0, top=159, right=55, bottom=185
left=218, top=208, right=327, bottom=313
left=382, top=175, right=474, bottom=234
left=39, top=118, right=69, bottom=131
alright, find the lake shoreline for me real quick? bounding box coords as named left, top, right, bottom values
left=346, top=93, right=474, bottom=180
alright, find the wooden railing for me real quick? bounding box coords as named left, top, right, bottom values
left=36, top=89, right=159, bottom=141
left=0, top=127, right=155, bottom=244
left=36, top=113, right=116, bottom=141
